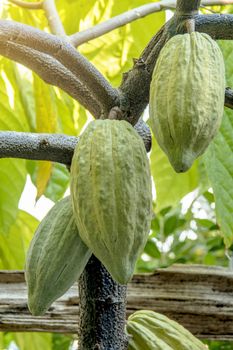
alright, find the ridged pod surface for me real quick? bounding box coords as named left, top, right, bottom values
left=70, top=120, right=152, bottom=284
left=126, top=310, right=207, bottom=350
left=149, top=32, right=225, bottom=173
left=25, top=196, right=91, bottom=316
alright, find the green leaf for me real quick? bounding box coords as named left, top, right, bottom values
left=204, top=40, right=233, bottom=247
left=33, top=74, right=57, bottom=199
left=195, top=218, right=216, bottom=229
left=0, top=210, right=39, bottom=269
left=144, top=239, right=161, bottom=259
left=163, top=215, right=186, bottom=237
left=0, top=159, right=27, bottom=233
left=150, top=137, right=199, bottom=211
left=52, top=334, right=73, bottom=350
left=204, top=109, right=233, bottom=247
left=5, top=1, right=48, bottom=29
left=0, top=60, right=30, bottom=131
left=151, top=215, right=160, bottom=234
left=14, top=333, right=52, bottom=350
left=45, top=163, right=70, bottom=202
left=0, top=60, right=31, bottom=233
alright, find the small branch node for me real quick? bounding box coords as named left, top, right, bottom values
left=108, top=106, right=125, bottom=120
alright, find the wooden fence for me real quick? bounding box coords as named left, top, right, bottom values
left=1, top=264, right=233, bottom=340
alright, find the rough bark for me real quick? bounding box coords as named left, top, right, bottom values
left=0, top=132, right=78, bottom=165
left=78, top=256, right=128, bottom=350
left=225, top=87, right=233, bottom=109
left=195, top=14, right=233, bottom=39
left=0, top=120, right=151, bottom=165
left=176, top=0, right=201, bottom=15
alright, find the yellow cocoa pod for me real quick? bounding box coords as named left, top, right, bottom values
left=149, top=32, right=225, bottom=172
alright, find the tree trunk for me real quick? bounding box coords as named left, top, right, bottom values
left=78, top=255, right=128, bottom=350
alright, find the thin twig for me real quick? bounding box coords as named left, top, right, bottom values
left=69, top=0, right=175, bottom=47
left=42, top=0, right=66, bottom=37
left=69, top=0, right=233, bottom=47
left=0, top=40, right=101, bottom=118
left=0, top=20, right=119, bottom=116
left=8, top=0, right=43, bottom=9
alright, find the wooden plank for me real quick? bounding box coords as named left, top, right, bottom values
left=1, top=265, right=233, bottom=340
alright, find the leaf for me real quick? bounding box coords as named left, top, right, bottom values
left=0, top=210, right=39, bottom=269
left=0, top=60, right=30, bottom=131
left=33, top=74, right=57, bottom=199
left=150, top=137, right=199, bottom=211
left=144, top=239, right=161, bottom=259
left=36, top=161, right=53, bottom=200
left=163, top=215, right=186, bottom=237
left=52, top=334, right=73, bottom=350
left=204, top=40, right=233, bottom=247
left=5, top=1, right=48, bottom=29
left=151, top=215, right=160, bottom=233
left=0, top=60, right=32, bottom=233
left=57, top=0, right=100, bottom=35
left=14, top=333, right=52, bottom=350
left=0, top=159, right=27, bottom=233
left=44, top=163, right=70, bottom=202
left=204, top=110, right=233, bottom=247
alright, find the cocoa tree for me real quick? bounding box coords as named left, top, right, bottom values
left=0, top=0, right=233, bottom=349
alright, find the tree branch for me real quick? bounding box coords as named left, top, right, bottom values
left=176, top=0, right=201, bottom=15
left=69, top=0, right=233, bottom=47
left=78, top=256, right=128, bottom=350
left=8, top=0, right=43, bottom=9
left=0, top=20, right=118, bottom=117
left=0, top=121, right=151, bottom=165
left=0, top=40, right=101, bottom=118
left=225, top=88, right=233, bottom=109
left=0, top=132, right=78, bottom=165
left=42, top=0, right=66, bottom=37
left=195, top=14, right=233, bottom=39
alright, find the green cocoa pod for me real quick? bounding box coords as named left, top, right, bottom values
left=149, top=32, right=225, bottom=173
left=25, top=196, right=91, bottom=316
left=70, top=119, right=152, bottom=284
left=126, top=310, right=208, bottom=350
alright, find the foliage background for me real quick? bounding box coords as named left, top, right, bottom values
left=0, top=1, right=233, bottom=349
